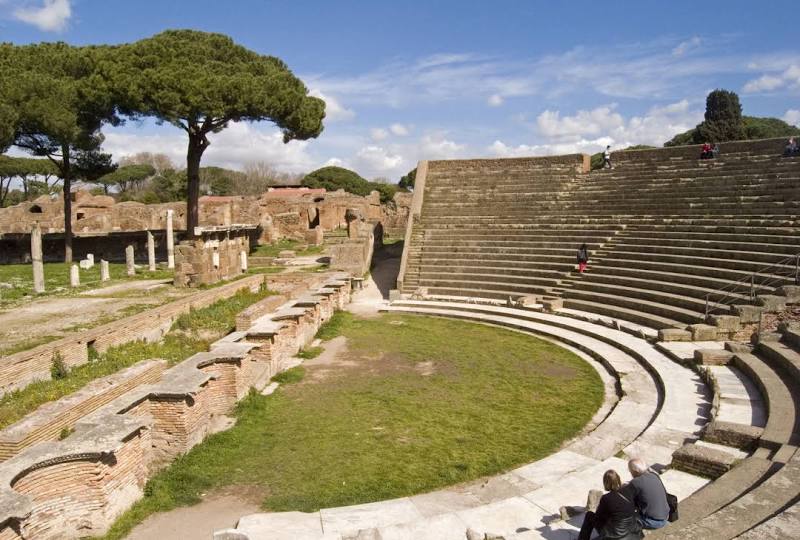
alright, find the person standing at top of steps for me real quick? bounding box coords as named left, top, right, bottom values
left=577, top=243, right=589, bottom=273
left=603, top=145, right=613, bottom=169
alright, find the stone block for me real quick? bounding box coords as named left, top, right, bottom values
left=658, top=328, right=692, bottom=342
left=704, top=420, right=762, bottom=450
left=278, top=250, right=296, bottom=259
left=517, top=294, right=540, bottom=307
left=707, top=314, right=741, bottom=333
left=724, top=341, right=752, bottom=354
left=540, top=296, right=563, bottom=311
left=671, top=443, right=738, bottom=479
left=388, top=289, right=401, bottom=301
left=693, top=349, right=734, bottom=366
left=756, top=294, right=787, bottom=312
left=688, top=324, right=719, bottom=341
left=79, top=258, right=92, bottom=270
left=777, top=285, right=800, bottom=304
left=732, top=304, right=764, bottom=324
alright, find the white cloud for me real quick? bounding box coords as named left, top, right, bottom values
left=785, top=109, right=800, bottom=127
left=13, top=0, right=71, bottom=32
left=743, top=64, right=800, bottom=93
left=672, top=37, right=701, bottom=57
left=418, top=134, right=466, bottom=160
left=103, top=122, right=317, bottom=174
left=354, top=145, right=405, bottom=174
left=307, top=37, right=799, bottom=107
left=370, top=128, right=388, bottom=141
left=536, top=106, right=625, bottom=138
left=491, top=99, right=701, bottom=158
left=390, top=123, right=410, bottom=136
left=309, top=89, right=355, bottom=122
left=488, top=94, right=504, bottom=107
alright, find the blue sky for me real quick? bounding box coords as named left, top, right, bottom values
left=2, top=0, right=798, bottom=180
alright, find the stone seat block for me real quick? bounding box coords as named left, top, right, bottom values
left=659, top=328, right=693, bottom=342
left=688, top=324, right=720, bottom=341
left=693, top=349, right=734, bottom=365
left=671, top=443, right=739, bottom=479
left=703, top=420, right=763, bottom=450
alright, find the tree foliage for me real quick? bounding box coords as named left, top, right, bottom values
left=696, top=89, right=745, bottom=143
left=104, top=29, right=326, bottom=233
left=398, top=168, right=416, bottom=190
left=666, top=115, right=800, bottom=147
left=96, top=164, right=156, bottom=194
left=0, top=156, right=61, bottom=206
left=302, top=166, right=399, bottom=203
left=0, top=41, right=120, bottom=260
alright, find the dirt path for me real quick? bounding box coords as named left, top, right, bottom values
left=346, top=244, right=401, bottom=318
left=0, top=279, right=188, bottom=354
left=125, top=488, right=262, bottom=540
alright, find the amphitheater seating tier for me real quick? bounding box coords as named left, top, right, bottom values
left=400, top=139, right=799, bottom=330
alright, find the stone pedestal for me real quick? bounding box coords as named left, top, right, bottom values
left=240, top=251, right=248, bottom=272
left=147, top=231, right=156, bottom=271
left=69, top=264, right=80, bottom=287
left=100, top=260, right=110, bottom=281
left=31, top=224, right=45, bottom=294
left=125, top=245, right=135, bottom=276
left=166, top=209, right=175, bottom=269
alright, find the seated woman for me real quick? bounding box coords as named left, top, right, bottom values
left=578, top=469, right=643, bottom=540
left=700, top=142, right=713, bottom=159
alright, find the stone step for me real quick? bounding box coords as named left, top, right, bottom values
left=562, top=289, right=704, bottom=326
left=732, top=353, right=800, bottom=451
left=562, top=297, right=685, bottom=330
left=566, top=274, right=748, bottom=307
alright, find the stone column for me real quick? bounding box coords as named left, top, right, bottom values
left=31, top=224, right=45, bottom=294
left=166, top=209, right=175, bottom=269
left=100, top=259, right=110, bottom=281
left=240, top=250, right=248, bottom=272
left=147, top=231, right=156, bottom=271
left=70, top=264, right=80, bottom=287
left=126, top=245, right=135, bottom=276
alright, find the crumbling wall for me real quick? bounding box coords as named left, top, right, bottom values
left=173, top=227, right=255, bottom=287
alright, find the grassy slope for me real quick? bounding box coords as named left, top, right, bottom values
left=101, top=312, right=603, bottom=538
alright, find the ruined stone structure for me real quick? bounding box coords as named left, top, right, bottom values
left=0, top=275, right=266, bottom=397
left=173, top=225, right=257, bottom=287
left=0, top=188, right=410, bottom=264
left=0, top=272, right=353, bottom=539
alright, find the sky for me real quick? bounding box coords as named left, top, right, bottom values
left=1, top=0, right=798, bottom=181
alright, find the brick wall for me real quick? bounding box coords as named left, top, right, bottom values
left=0, top=274, right=265, bottom=397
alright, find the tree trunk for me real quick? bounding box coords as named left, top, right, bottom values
left=185, top=131, right=207, bottom=237
left=62, top=146, right=73, bottom=263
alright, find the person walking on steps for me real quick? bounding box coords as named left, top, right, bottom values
left=603, top=145, right=613, bottom=169
left=577, top=243, right=589, bottom=273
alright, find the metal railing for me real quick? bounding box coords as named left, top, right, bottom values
left=704, top=252, right=800, bottom=318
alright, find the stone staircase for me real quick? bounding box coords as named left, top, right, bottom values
left=398, top=138, right=800, bottom=331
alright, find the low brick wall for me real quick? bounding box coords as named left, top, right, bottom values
left=0, top=274, right=266, bottom=397
left=0, top=272, right=353, bottom=539
left=0, top=360, right=166, bottom=462
left=235, top=295, right=289, bottom=331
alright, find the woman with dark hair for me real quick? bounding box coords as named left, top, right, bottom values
left=577, top=243, right=589, bottom=273
left=578, top=469, right=643, bottom=540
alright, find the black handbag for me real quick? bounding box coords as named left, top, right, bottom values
left=656, top=473, right=679, bottom=522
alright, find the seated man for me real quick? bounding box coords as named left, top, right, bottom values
left=785, top=137, right=798, bottom=156
left=628, top=458, right=670, bottom=529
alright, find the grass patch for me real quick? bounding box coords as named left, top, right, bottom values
left=0, top=262, right=173, bottom=308
left=0, top=288, right=275, bottom=431
left=251, top=239, right=324, bottom=258
left=101, top=314, right=603, bottom=538
left=271, top=366, right=306, bottom=384
left=297, top=346, right=323, bottom=360
left=314, top=310, right=355, bottom=341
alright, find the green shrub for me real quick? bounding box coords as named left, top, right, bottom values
left=50, top=352, right=69, bottom=380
